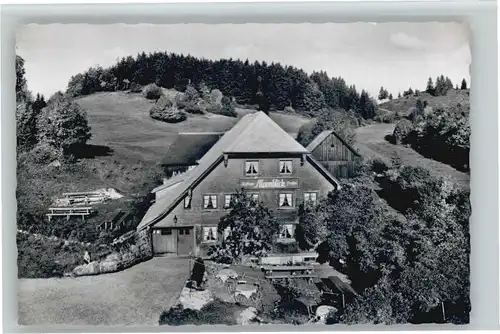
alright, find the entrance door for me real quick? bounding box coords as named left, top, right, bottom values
left=152, top=228, right=176, bottom=254
left=177, top=227, right=194, bottom=255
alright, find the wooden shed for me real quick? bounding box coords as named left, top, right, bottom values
left=306, top=130, right=362, bottom=178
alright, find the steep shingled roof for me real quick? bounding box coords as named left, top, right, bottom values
left=306, top=130, right=361, bottom=157
left=224, top=114, right=308, bottom=154
left=137, top=112, right=340, bottom=231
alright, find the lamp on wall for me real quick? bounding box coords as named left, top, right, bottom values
left=174, top=215, right=178, bottom=225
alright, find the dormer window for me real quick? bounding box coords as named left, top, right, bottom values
left=279, top=160, right=293, bottom=175
left=245, top=160, right=259, bottom=176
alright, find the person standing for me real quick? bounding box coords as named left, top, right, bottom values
left=84, top=250, right=91, bottom=264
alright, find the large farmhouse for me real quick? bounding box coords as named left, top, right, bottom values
left=138, top=112, right=342, bottom=257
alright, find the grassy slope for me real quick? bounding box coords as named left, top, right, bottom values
left=379, top=89, right=470, bottom=116
left=355, top=89, right=470, bottom=187
left=79, top=92, right=311, bottom=163
left=18, top=257, right=189, bottom=325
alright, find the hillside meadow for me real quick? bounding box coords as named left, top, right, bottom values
left=379, top=89, right=470, bottom=117
left=77, top=91, right=312, bottom=163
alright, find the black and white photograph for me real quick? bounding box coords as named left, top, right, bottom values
left=16, top=22, right=471, bottom=326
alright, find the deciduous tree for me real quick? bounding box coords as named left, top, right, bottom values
left=209, top=191, right=280, bottom=264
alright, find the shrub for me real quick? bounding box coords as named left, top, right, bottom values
left=184, top=84, right=199, bottom=102
left=208, top=89, right=223, bottom=105
left=393, top=119, right=414, bottom=144
left=29, top=143, right=63, bottom=164
left=150, top=95, right=187, bottom=123
left=184, top=102, right=206, bottom=115
left=274, top=241, right=300, bottom=254
left=409, top=106, right=425, bottom=123
left=159, top=299, right=241, bottom=326
left=370, top=157, right=389, bottom=174
left=129, top=82, right=142, bottom=93
left=142, top=83, right=162, bottom=100
left=216, top=96, right=237, bottom=117
left=37, top=98, right=92, bottom=154
left=150, top=106, right=187, bottom=123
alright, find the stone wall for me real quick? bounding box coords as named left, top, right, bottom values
left=71, top=228, right=153, bottom=277
left=134, top=227, right=153, bottom=259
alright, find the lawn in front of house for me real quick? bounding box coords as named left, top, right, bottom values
left=18, top=257, right=189, bottom=326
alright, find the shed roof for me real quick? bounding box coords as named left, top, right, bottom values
left=306, top=130, right=361, bottom=157
left=160, top=132, right=224, bottom=166
left=138, top=112, right=341, bottom=231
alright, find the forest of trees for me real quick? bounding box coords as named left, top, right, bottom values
left=65, top=51, right=378, bottom=120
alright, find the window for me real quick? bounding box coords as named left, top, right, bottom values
left=304, top=192, right=318, bottom=205
left=184, top=196, right=191, bottom=209
left=161, top=229, right=172, bottom=235
left=203, top=226, right=217, bottom=242
left=245, top=160, right=259, bottom=175
left=278, top=224, right=295, bottom=239
left=179, top=228, right=190, bottom=236
left=224, top=194, right=235, bottom=209
left=153, top=229, right=160, bottom=235
left=203, top=194, right=217, bottom=209
left=278, top=193, right=293, bottom=208
left=279, top=160, right=293, bottom=174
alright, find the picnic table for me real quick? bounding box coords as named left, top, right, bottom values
left=215, top=268, right=239, bottom=283
left=262, top=265, right=316, bottom=278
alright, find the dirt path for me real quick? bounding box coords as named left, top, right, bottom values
left=354, top=123, right=470, bottom=188
left=18, top=257, right=189, bottom=326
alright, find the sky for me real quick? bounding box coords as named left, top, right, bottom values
left=16, top=22, right=471, bottom=100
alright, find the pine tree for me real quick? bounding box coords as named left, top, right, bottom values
left=16, top=55, right=31, bottom=103
left=389, top=93, right=393, bottom=100
left=445, top=77, right=453, bottom=91
left=435, top=75, right=448, bottom=96
left=398, top=92, right=402, bottom=99
left=16, top=103, right=38, bottom=151
left=378, top=86, right=388, bottom=100
left=301, top=82, right=326, bottom=115
left=32, top=93, right=47, bottom=115
left=426, top=77, right=435, bottom=95
left=461, top=78, right=467, bottom=90
left=416, top=99, right=424, bottom=113
left=359, top=90, right=376, bottom=119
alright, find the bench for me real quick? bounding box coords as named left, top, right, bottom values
left=46, top=207, right=93, bottom=221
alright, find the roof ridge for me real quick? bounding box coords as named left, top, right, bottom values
left=223, top=112, right=263, bottom=152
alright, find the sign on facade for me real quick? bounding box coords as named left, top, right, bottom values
left=240, top=178, right=299, bottom=189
